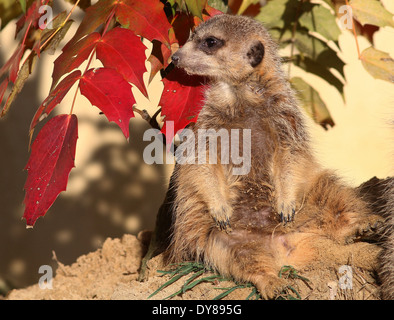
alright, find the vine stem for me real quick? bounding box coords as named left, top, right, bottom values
left=24, top=0, right=81, bottom=148
left=20, top=0, right=81, bottom=68
left=39, top=0, right=81, bottom=51
left=288, top=0, right=303, bottom=76
left=69, top=7, right=116, bottom=115
left=19, top=20, right=33, bottom=67
left=345, top=0, right=361, bottom=59
left=22, top=20, right=33, bottom=46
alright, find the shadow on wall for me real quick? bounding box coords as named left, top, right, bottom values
left=0, top=66, right=169, bottom=291
left=0, top=1, right=170, bottom=293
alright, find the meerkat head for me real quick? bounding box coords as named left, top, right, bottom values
left=171, top=14, right=282, bottom=84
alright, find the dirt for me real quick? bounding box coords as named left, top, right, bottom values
left=6, top=231, right=381, bottom=300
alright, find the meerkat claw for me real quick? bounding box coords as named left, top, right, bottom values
left=213, top=216, right=232, bottom=232
left=280, top=207, right=296, bottom=224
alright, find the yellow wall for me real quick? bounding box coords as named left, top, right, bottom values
left=291, top=23, right=394, bottom=186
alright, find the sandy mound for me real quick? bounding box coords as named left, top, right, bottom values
left=6, top=233, right=381, bottom=300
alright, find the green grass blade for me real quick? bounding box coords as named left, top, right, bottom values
left=182, top=269, right=206, bottom=293
left=148, top=272, right=185, bottom=299
left=213, top=285, right=246, bottom=300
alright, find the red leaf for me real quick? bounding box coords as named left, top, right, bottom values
left=30, top=70, right=81, bottom=133
left=63, top=0, right=114, bottom=51
left=96, top=27, right=148, bottom=97
left=189, top=4, right=223, bottom=26
left=147, top=40, right=173, bottom=83
left=116, top=0, right=172, bottom=45
left=66, top=0, right=171, bottom=51
left=172, top=13, right=194, bottom=46
left=147, top=13, right=193, bottom=83
left=79, top=68, right=135, bottom=139
left=205, top=4, right=224, bottom=17
left=23, top=114, right=78, bottom=227
left=0, top=45, right=25, bottom=83
left=56, top=0, right=171, bottom=89
left=160, top=68, right=207, bottom=146
left=51, top=33, right=100, bottom=90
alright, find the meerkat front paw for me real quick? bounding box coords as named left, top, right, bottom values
left=354, top=214, right=384, bottom=241
left=277, top=200, right=296, bottom=224
left=210, top=204, right=233, bottom=232
left=255, top=274, right=288, bottom=300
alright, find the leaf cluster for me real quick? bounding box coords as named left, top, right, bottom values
left=255, top=0, right=393, bottom=128
left=1, top=0, right=216, bottom=226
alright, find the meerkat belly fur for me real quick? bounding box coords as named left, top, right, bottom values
left=168, top=14, right=383, bottom=299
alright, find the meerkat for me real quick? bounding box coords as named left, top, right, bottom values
left=378, top=178, right=394, bottom=299
left=167, top=14, right=383, bottom=299
left=356, top=176, right=394, bottom=299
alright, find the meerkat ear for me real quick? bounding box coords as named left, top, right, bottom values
left=247, top=41, right=265, bottom=67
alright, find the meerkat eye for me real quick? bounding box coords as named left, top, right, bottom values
left=205, top=37, right=218, bottom=48
left=199, top=36, right=224, bottom=53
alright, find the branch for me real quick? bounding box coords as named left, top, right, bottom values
left=345, top=0, right=361, bottom=59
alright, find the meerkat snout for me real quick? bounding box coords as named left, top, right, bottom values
left=171, top=53, right=180, bottom=65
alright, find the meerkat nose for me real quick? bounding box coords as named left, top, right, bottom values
left=171, top=54, right=180, bottom=65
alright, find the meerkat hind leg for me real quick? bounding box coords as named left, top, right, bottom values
left=207, top=230, right=289, bottom=299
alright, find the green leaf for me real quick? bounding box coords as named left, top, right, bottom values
left=295, top=56, right=344, bottom=96
left=293, top=30, right=345, bottom=77
left=268, top=27, right=345, bottom=97
left=1, top=55, right=37, bottom=117
left=0, top=0, right=23, bottom=29
left=208, top=0, right=228, bottom=12
left=350, top=0, right=394, bottom=28
left=183, top=0, right=207, bottom=19
left=293, top=29, right=327, bottom=59
left=298, top=4, right=341, bottom=42
left=267, top=27, right=292, bottom=47
left=291, top=77, right=335, bottom=129
left=255, top=0, right=298, bottom=29
left=360, top=47, right=394, bottom=82
left=290, top=29, right=344, bottom=77
left=322, top=0, right=334, bottom=10
left=18, top=0, right=26, bottom=12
